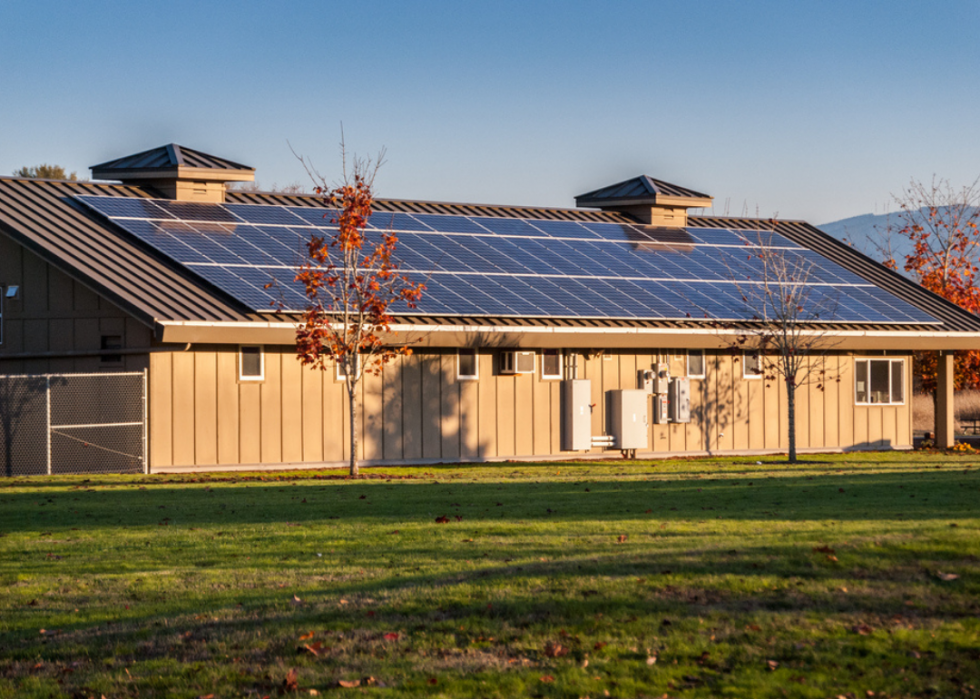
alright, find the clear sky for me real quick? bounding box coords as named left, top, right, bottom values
left=1, top=0, right=978, bottom=224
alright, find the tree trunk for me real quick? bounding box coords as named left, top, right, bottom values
left=786, top=378, right=797, bottom=463
left=348, top=382, right=359, bottom=476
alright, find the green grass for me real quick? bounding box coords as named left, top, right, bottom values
left=1, top=451, right=979, bottom=698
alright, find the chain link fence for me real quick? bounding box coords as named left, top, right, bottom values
left=0, top=371, right=146, bottom=476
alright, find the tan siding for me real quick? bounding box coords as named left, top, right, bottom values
left=440, top=354, right=460, bottom=460
left=193, top=351, right=218, bottom=465
left=137, top=346, right=919, bottom=470
left=322, top=369, right=344, bottom=462
left=171, top=351, right=196, bottom=466
left=421, top=354, right=442, bottom=460
left=401, top=355, right=422, bottom=460
left=838, top=357, right=854, bottom=448
left=477, top=353, right=496, bottom=458
left=460, top=368, right=479, bottom=461
left=148, top=352, right=173, bottom=468
left=260, top=352, right=282, bottom=463
left=496, top=373, right=516, bottom=457
left=216, top=350, right=240, bottom=464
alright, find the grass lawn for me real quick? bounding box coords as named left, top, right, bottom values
left=1, top=452, right=979, bottom=698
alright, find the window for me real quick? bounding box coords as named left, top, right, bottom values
left=541, top=349, right=562, bottom=379
left=100, top=335, right=123, bottom=364
left=335, top=354, right=360, bottom=381
left=687, top=349, right=705, bottom=378
left=743, top=351, right=762, bottom=378
left=457, top=349, right=478, bottom=380
left=855, top=358, right=905, bottom=405
left=239, top=345, right=264, bottom=381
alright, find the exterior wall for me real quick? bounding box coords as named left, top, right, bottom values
left=0, top=234, right=152, bottom=375
left=147, top=345, right=913, bottom=470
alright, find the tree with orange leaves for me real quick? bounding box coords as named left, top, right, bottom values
left=293, top=147, right=424, bottom=475
left=881, top=177, right=980, bottom=391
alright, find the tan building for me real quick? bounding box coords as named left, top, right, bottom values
left=0, top=144, right=976, bottom=474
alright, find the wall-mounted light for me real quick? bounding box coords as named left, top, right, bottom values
left=4, top=285, right=20, bottom=300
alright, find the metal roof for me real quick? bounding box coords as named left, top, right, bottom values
left=91, top=144, right=254, bottom=178
left=575, top=175, right=713, bottom=208
left=0, top=176, right=256, bottom=326
left=1, top=175, right=979, bottom=336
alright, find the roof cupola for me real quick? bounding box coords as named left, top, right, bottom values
left=90, top=144, right=254, bottom=203
left=575, top=175, right=712, bottom=227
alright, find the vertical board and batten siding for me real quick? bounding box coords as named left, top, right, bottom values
left=147, top=346, right=913, bottom=469
left=0, top=235, right=152, bottom=375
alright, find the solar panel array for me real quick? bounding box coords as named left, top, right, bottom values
left=76, top=195, right=938, bottom=325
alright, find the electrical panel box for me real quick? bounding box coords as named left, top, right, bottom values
left=500, top=350, right=535, bottom=375
left=608, top=389, right=648, bottom=449
left=669, top=377, right=691, bottom=423
left=653, top=362, right=670, bottom=394
left=651, top=393, right=669, bottom=424
left=561, top=380, right=592, bottom=451
left=637, top=369, right=654, bottom=394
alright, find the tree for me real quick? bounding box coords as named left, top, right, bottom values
left=290, top=149, right=424, bottom=475
left=880, top=177, right=980, bottom=392
left=725, top=225, right=840, bottom=463
left=13, top=164, right=78, bottom=181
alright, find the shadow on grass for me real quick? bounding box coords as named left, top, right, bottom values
left=1, top=469, right=977, bottom=535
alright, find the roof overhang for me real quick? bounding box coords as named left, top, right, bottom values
left=91, top=166, right=255, bottom=183
left=156, top=319, right=980, bottom=351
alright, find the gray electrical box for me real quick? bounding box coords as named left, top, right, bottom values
left=609, top=389, right=648, bottom=449
left=561, top=379, right=592, bottom=451
left=653, top=362, right=670, bottom=394
left=669, top=377, right=691, bottom=423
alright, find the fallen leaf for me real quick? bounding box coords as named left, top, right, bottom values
left=298, top=631, right=314, bottom=641
left=540, top=675, right=555, bottom=683
left=337, top=679, right=361, bottom=688
left=198, top=695, right=216, bottom=699
left=839, top=488, right=845, bottom=493
left=617, top=534, right=628, bottom=544
left=290, top=595, right=303, bottom=606
left=309, top=690, right=320, bottom=696
left=937, top=572, right=959, bottom=581
left=283, top=668, right=299, bottom=692
left=812, top=545, right=835, bottom=554
left=454, top=515, right=463, bottom=522
left=767, top=659, right=779, bottom=671
left=383, top=632, right=399, bottom=641
left=427, top=678, right=438, bottom=685
left=435, top=515, right=449, bottom=524
left=389, top=530, right=400, bottom=535
left=646, top=655, right=657, bottom=665
left=544, top=641, right=568, bottom=657
left=745, top=624, right=761, bottom=632
left=826, top=555, right=838, bottom=562
left=852, top=624, right=873, bottom=635
left=594, top=642, right=608, bottom=650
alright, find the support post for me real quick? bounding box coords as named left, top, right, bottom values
left=45, top=376, right=52, bottom=475
left=935, top=351, right=955, bottom=449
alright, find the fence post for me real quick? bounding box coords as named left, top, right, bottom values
left=142, top=369, right=149, bottom=474
left=45, top=376, right=52, bottom=475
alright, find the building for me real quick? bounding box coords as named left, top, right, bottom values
left=0, top=144, right=975, bottom=474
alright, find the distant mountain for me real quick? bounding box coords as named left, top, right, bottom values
left=817, top=211, right=913, bottom=275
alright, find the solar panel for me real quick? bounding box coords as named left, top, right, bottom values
left=75, top=194, right=940, bottom=325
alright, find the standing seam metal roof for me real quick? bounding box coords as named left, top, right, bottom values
left=1, top=177, right=979, bottom=333
left=0, top=177, right=255, bottom=325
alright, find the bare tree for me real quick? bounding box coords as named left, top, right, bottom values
left=724, top=224, right=840, bottom=462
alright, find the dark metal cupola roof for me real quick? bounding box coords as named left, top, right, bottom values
left=575, top=175, right=712, bottom=209
left=90, top=144, right=255, bottom=203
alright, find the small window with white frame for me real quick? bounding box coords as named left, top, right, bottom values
left=239, top=345, right=264, bottom=381
left=541, top=349, right=562, bottom=379
left=687, top=349, right=705, bottom=378
left=743, top=350, right=763, bottom=378
left=457, top=348, right=478, bottom=380
left=855, top=357, right=905, bottom=405
left=335, top=354, right=360, bottom=381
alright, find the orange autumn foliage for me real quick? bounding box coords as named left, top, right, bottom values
left=883, top=177, right=980, bottom=392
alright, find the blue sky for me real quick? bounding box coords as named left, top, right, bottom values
left=1, top=0, right=978, bottom=224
